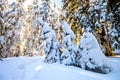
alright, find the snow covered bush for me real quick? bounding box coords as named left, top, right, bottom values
left=41, top=22, right=61, bottom=63
left=60, top=21, right=81, bottom=66
left=77, top=28, right=111, bottom=74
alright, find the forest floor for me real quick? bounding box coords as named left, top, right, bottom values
left=0, top=56, right=120, bottom=80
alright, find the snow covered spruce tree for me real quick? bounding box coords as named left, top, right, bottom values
left=39, top=0, right=51, bottom=22
left=7, top=1, right=25, bottom=57
left=41, top=21, right=61, bottom=63
left=60, top=19, right=81, bottom=66
left=62, top=0, right=81, bottom=44
left=62, top=0, right=115, bottom=56
left=77, top=27, right=111, bottom=74
left=0, top=0, right=8, bottom=59
left=48, top=4, right=63, bottom=44
left=20, top=0, right=45, bottom=56
left=79, top=0, right=113, bottom=56
left=30, top=1, right=45, bottom=56
left=0, top=0, right=25, bottom=57
left=108, top=2, right=120, bottom=54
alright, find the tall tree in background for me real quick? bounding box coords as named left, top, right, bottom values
left=0, top=0, right=63, bottom=57
left=40, top=0, right=51, bottom=22
left=19, top=0, right=45, bottom=56
left=108, top=1, right=120, bottom=54
left=48, top=4, right=63, bottom=44
left=0, top=0, right=25, bottom=57
left=1, top=0, right=120, bottom=58
left=62, top=0, right=115, bottom=56
left=0, top=0, right=9, bottom=59
left=87, top=0, right=114, bottom=56
left=62, top=0, right=80, bottom=44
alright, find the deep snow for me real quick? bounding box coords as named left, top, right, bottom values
left=0, top=56, right=120, bottom=80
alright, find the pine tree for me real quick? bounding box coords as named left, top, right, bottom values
left=62, top=0, right=80, bottom=44
left=108, top=2, right=120, bottom=54
left=77, top=27, right=111, bottom=74
left=30, top=1, right=45, bottom=56
left=40, top=0, right=51, bottom=22
left=41, top=22, right=61, bottom=63
left=20, top=0, right=45, bottom=56
left=48, top=2, right=63, bottom=44
left=7, top=1, right=25, bottom=57
left=60, top=20, right=80, bottom=65
left=39, top=0, right=63, bottom=56
left=88, top=0, right=114, bottom=56
left=62, top=0, right=114, bottom=56
left=0, top=0, right=8, bottom=59
left=0, top=0, right=25, bottom=57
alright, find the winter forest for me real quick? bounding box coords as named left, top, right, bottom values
left=0, top=0, right=120, bottom=80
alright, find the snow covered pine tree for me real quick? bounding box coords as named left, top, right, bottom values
left=77, top=27, right=111, bottom=74
left=108, top=2, right=120, bottom=54
left=0, top=0, right=8, bottom=60
left=41, top=22, right=61, bottom=63
left=60, top=20, right=81, bottom=66
left=0, top=1, right=25, bottom=57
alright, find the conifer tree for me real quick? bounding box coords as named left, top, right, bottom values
left=0, top=0, right=25, bottom=57
left=60, top=20, right=80, bottom=65
left=62, top=0, right=80, bottom=44
left=108, top=2, right=120, bottom=54
left=20, top=0, right=45, bottom=56
left=0, top=0, right=8, bottom=59
left=41, top=22, right=61, bottom=63
left=62, top=0, right=114, bottom=56
left=78, top=27, right=111, bottom=74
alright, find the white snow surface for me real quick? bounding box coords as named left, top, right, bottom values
left=0, top=56, right=120, bottom=80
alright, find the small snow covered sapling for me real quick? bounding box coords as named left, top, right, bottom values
left=41, top=22, right=60, bottom=63
left=60, top=21, right=81, bottom=66
left=77, top=28, right=112, bottom=74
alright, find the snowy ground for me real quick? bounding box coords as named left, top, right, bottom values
left=0, top=56, right=120, bottom=80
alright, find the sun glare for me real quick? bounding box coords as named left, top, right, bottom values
left=8, top=0, right=17, bottom=4
left=35, top=65, right=42, bottom=71
left=23, top=0, right=33, bottom=11
left=8, top=0, right=34, bottom=11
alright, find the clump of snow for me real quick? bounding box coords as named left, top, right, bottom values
left=61, top=21, right=75, bottom=40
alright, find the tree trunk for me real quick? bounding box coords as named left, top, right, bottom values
left=103, top=22, right=114, bottom=56
left=104, top=40, right=114, bottom=56
left=0, top=53, right=3, bottom=61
